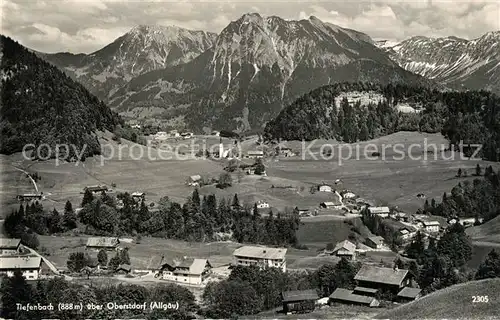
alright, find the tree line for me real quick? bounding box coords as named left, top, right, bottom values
left=79, top=189, right=301, bottom=247
left=3, top=200, right=78, bottom=250
left=264, top=82, right=500, bottom=162
left=1, top=274, right=196, bottom=320
left=4, top=189, right=302, bottom=248
left=421, top=165, right=500, bottom=221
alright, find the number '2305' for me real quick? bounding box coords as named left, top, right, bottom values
left=472, top=296, right=489, bottom=303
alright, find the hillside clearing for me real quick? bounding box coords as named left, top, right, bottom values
left=374, top=278, right=500, bottom=319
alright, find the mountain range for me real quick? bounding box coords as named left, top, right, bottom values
left=378, top=32, right=500, bottom=94
left=25, top=13, right=500, bottom=132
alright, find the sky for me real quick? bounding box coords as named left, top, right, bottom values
left=1, top=0, right=499, bottom=53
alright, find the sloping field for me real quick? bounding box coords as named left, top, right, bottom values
left=375, top=278, right=500, bottom=319
left=467, top=216, right=500, bottom=243
left=270, top=131, right=496, bottom=213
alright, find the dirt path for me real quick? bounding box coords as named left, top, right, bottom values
left=12, top=165, right=39, bottom=193
left=25, top=245, right=73, bottom=280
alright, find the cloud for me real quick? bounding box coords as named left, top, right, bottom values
left=2, top=0, right=499, bottom=53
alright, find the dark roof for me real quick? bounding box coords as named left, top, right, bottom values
left=282, top=289, right=319, bottom=302
left=355, top=265, right=409, bottom=286
left=367, top=236, right=384, bottom=243
left=329, top=288, right=379, bottom=306
left=85, top=185, right=108, bottom=192
left=116, top=264, right=131, bottom=272
left=397, top=287, right=422, bottom=299
left=354, top=286, right=379, bottom=294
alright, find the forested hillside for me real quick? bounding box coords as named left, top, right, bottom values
left=0, top=36, right=122, bottom=159
left=264, top=82, right=500, bottom=161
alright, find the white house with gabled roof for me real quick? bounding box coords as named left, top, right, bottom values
left=233, top=245, right=287, bottom=272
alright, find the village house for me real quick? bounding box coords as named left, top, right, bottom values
left=396, top=287, right=422, bottom=303
left=329, top=240, right=356, bottom=260
left=187, top=175, right=202, bottom=186
left=318, top=185, right=332, bottom=192
left=83, top=185, right=109, bottom=195
left=295, top=207, right=311, bottom=216
left=256, top=200, right=270, bottom=209
left=281, top=289, right=319, bottom=314
left=354, top=265, right=411, bottom=294
left=169, top=130, right=180, bottom=137
left=365, top=236, right=385, bottom=249
left=161, top=258, right=212, bottom=285
left=459, top=217, right=482, bottom=227
left=16, top=193, right=44, bottom=202
left=0, top=256, right=43, bottom=280
left=414, top=219, right=425, bottom=229
left=368, top=206, right=390, bottom=217
left=211, top=130, right=220, bottom=136
left=398, top=228, right=416, bottom=241
left=181, top=132, right=194, bottom=139
left=0, top=238, right=22, bottom=255
left=233, top=246, right=287, bottom=272
left=422, top=221, right=440, bottom=233
left=329, top=288, right=380, bottom=307
left=342, top=191, right=356, bottom=199
left=131, top=192, right=146, bottom=201
left=86, top=237, right=120, bottom=251
left=247, top=150, right=264, bottom=158
left=115, top=264, right=131, bottom=274
left=320, top=192, right=343, bottom=209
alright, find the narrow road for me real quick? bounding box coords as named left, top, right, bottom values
left=24, top=245, right=73, bottom=280
left=12, top=166, right=39, bottom=193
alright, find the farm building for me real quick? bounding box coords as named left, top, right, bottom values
left=115, top=264, right=131, bottom=274
left=83, top=185, right=108, bottom=194
left=187, top=175, right=202, bottom=186
left=16, top=193, right=44, bottom=202
left=459, top=217, right=482, bottom=226
left=353, top=286, right=378, bottom=297
left=329, top=240, right=356, bottom=260
left=422, top=221, right=440, bottom=233
left=396, top=287, right=422, bottom=302
left=295, top=207, right=311, bottom=216
left=368, top=206, right=390, bottom=217
left=256, top=200, right=270, bottom=209
left=318, top=185, right=332, bottom=192
left=320, top=201, right=338, bottom=209
left=169, top=130, right=180, bottom=137
left=247, top=150, right=264, bottom=158
left=161, top=258, right=211, bottom=285
left=329, top=288, right=380, bottom=307
left=0, top=256, right=43, bottom=280
left=0, top=238, right=21, bottom=255
left=181, top=132, right=193, bottom=139
left=398, top=228, right=416, bottom=241
left=354, top=265, right=411, bottom=294
left=365, top=236, right=385, bottom=249
left=86, top=237, right=120, bottom=251
left=281, top=289, right=319, bottom=314
left=131, top=192, right=146, bottom=201
left=233, top=246, right=287, bottom=272
left=342, top=191, right=356, bottom=199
